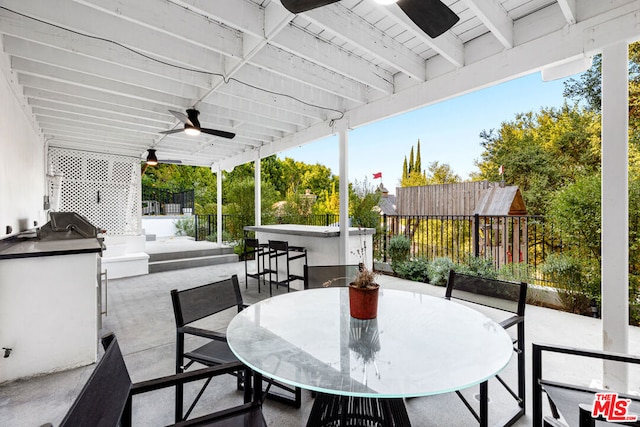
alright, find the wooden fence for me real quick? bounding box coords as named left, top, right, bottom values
left=395, top=181, right=495, bottom=216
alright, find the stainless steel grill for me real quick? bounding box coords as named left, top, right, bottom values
left=38, top=212, right=101, bottom=241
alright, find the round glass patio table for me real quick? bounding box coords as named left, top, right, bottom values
left=227, top=287, right=513, bottom=425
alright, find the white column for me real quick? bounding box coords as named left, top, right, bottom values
left=601, top=42, right=629, bottom=390
left=216, top=165, right=223, bottom=245
left=339, top=130, right=349, bottom=264
left=254, top=150, right=262, bottom=226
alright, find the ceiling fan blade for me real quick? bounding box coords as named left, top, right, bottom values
left=168, top=110, right=192, bottom=126
left=397, top=0, right=459, bottom=38
left=281, top=0, right=340, bottom=13
left=201, top=128, right=236, bottom=139
left=159, top=129, right=184, bottom=135
left=159, top=159, right=182, bottom=164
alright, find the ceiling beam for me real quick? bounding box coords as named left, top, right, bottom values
left=23, top=88, right=174, bottom=122
left=6, top=40, right=207, bottom=100
left=557, top=0, right=577, bottom=25
left=73, top=0, right=243, bottom=59
left=270, top=24, right=393, bottom=95
left=0, top=13, right=215, bottom=88
left=299, top=2, right=427, bottom=81
left=1, top=0, right=233, bottom=72
left=249, top=44, right=368, bottom=103
left=28, top=98, right=166, bottom=128
left=462, top=0, right=513, bottom=48
left=379, top=3, right=465, bottom=67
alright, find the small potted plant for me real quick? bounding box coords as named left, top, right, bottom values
left=348, top=263, right=380, bottom=319
left=322, top=263, right=380, bottom=319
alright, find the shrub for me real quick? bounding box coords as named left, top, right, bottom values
left=174, top=217, right=195, bottom=237
left=427, top=257, right=455, bottom=287
left=394, top=258, right=430, bottom=282
left=540, top=253, right=595, bottom=314
left=388, top=235, right=411, bottom=271
left=630, top=274, right=640, bottom=326
left=456, top=254, right=497, bottom=279
left=497, top=262, right=530, bottom=282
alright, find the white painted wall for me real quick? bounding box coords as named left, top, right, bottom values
left=0, top=58, right=46, bottom=237
left=141, top=216, right=184, bottom=238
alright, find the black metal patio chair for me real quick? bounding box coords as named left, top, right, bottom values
left=303, top=264, right=360, bottom=289
left=171, top=274, right=301, bottom=422
left=445, top=270, right=527, bottom=426
left=533, top=343, right=640, bottom=427
left=53, top=333, right=266, bottom=427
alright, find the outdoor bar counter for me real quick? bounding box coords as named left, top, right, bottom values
left=244, top=224, right=375, bottom=289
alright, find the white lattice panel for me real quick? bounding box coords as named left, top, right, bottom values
left=48, top=148, right=141, bottom=235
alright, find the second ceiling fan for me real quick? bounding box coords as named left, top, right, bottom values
left=281, top=0, right=459, bottom=39
left=159, top=109, right=236, bottom=139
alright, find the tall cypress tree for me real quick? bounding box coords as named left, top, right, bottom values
left=415, top=139, right=422, bottom=175
left=402, top=157, right=408, bottom=181
left=409, top=147, right=415, bottom=174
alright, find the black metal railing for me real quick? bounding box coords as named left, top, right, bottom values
left=142, top=186, right=194, bottom=215
left=374, top=213, right=563, bottom=285
left=194, top=212, right=565, bottom=284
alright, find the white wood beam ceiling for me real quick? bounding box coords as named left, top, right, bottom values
left=0, top=0, right=638, bottom=169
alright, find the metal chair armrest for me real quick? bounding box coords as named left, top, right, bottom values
left=179, top=326, right=227, bottom=341
left=130, top=361, right=247, bottom=396
left=499, top=315, right=524, bottom=330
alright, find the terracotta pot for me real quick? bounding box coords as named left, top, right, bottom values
left=349, top=284, right=380, bottom=319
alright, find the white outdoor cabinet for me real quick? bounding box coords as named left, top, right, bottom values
left=0, top=238, right=101, bottom=383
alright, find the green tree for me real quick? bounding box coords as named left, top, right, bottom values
left=425, top=161, right=460, bottom=184
left=142, top=164, right=219, bottom=213
left=224, top=176, right=278, bottom=242
left=350, top=178, right=381, bottom=228
left=313, top=181, right=341, bottom=215
left=402, top=157, right=408, bottom=182
left=415, top=139, right=422, bottom=174
left=564, top=42, right=640, bottom=145
left=401, top=140, right=427, bottom=187
left=473, top=105, right=601, bottom=214
left=548, top=174, right=602, bottom=260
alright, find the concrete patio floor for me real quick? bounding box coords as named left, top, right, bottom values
left=2, top=259, right=640, bottom=426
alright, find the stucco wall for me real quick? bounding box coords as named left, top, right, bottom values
left=0, top=61, right=45, bottom=237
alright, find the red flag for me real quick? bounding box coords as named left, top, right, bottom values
left=373, top=172, right=382, bottom=179
left=498, top=165, right=504, bottom=176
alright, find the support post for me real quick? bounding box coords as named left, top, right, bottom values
left=339, top=130, right=349, bottom=264
left=601, top=42, right=629, bottom=390
left=216, top=165, right=223, bottom=246
left=255, top=150, right=261, bottom=227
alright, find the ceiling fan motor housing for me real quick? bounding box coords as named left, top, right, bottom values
left=186, top=109, right=201, bottom=129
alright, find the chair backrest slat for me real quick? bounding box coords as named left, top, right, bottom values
left=59, top=337, right=131, bottom=427
left=269, top=240, right=288, bottom=252
left=304, top=265, right=360, bottom=289
left=171, top=275, right=243, bottom=326
left=445, top=270, right=526, bottom=316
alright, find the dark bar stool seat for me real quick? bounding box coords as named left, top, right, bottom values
left=266, top=240, right=307, bottom=296
left=244, top=238, right=269, bottom=293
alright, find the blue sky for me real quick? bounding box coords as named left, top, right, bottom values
left=279, top=72, right=572, bottom=192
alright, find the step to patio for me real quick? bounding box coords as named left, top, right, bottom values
left=148, top=253, right=239, bottom=273
left=148, top=247, right=232, bottom=263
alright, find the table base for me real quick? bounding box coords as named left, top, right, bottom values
left=306, top=393, right=411, bottom=427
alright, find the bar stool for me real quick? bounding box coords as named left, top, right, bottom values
left=266, top=240, right=307, bottom=296
left=244, top=238, right=269, bottom=293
